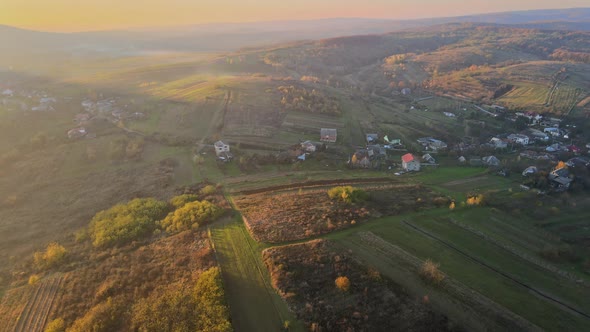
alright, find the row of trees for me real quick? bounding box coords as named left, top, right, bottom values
left=278, top=85, right=341, bottom=115
left=88, top=195, right=224, bottom=247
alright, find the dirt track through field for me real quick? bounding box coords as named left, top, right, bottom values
left=236, top=177, right=398, bottom=195
left=12, top=274, right=63, bottom=332
left=402, top=221, right=590, bottom=320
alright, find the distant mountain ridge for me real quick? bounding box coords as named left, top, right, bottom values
left=0, top=7, right=589, bottom=56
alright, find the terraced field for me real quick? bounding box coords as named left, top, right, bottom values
left=12, top=274, right=64, bottom=332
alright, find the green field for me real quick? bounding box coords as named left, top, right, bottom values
left=209, top=216, right=302, bottom=332
left=325, top=208, right=590, bottom=331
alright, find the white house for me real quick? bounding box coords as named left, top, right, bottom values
left=214, top=141, right=230, bottom=157
left=490, top=137, right=507, bottom=149
left=402, top=153, right=421, bottom=172
left=544, top=127, right=560, bottom=137
left=507, top=134, right=529, bottom=146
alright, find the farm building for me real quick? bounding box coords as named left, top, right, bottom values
left=320, top=128, right=337, bottom=143
left=401, top=153, right=420, bottom=172
left=214, top=141, right=230, bottom=157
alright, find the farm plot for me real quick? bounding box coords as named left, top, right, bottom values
left=330, top=211, right=590, bottom=331
left=233, top=184, right=445, bottom=243
left=549, top=84, right=585, bottom=115
left=209, top=218, right=300, bottom=332
left=498, top=82, right=549, bottom=111
left=262, top=239, right=452, bottom=332
left=12, top=274, right=64, bottom=332
left=335, top=231, right=541, bottom=331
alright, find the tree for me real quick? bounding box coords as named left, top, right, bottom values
left=327, top=186, right=368, bottom=204
left=420, top=259, right=445, bottom=285
left=160, top=200, right=223, bottom=233
left=335, top=276, right=351, bottom=292
left=89, top=198, right=169, bottom=247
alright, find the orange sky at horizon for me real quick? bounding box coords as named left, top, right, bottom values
left=1, top=0, right=588, bottom=32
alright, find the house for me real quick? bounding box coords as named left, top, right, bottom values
left=522, top=166, right=538, bottom=177
left=366, top=133, right=379, bottom=144
left=401, top=153, right=420, bottom=171
left=549, top=167, right=573, bottom=191
left=482, top=155, right=501, bottom=167
left=528, top=129, right=549, bottom=142
left=300, top=141, right=317, bottom=153
left=367, top=145, right=387, bottom=156
left=507, top=134, right=530, bottom=146
left=519, top=150, right=538, bottom=159
left=320, top=128, right=337, bottom=143
left=566, top=157, right=590, bottom=168
left=74, top=113, right=91, bottom=125
left=67, top=127, right=87, bottom=139
left=214, top=141, right=230, bottom=157
left=490, top=137, right=507, bottom=149
left=2, top=89, right=14, bottom=97
left=544, top=127, right=560, bottom=137
left=568, top=145, right=582, bottom=154
left=401, top=88, right=412, bottom=95
left=417, top=137, right=448, bottom=151
left=350, top=150, right=372, bottom=168
left=422, top=154, right=436, bottom=164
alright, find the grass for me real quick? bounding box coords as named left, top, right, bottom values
left=325, top=208, right=590, bottom=331
left=209, top=216, right=303, bottom=332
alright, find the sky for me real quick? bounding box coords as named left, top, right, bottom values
left=0, top=0, right=589, bottom=32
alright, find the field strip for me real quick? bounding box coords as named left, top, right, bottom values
left=402, top=221, right=590, bottom=320
left=449, top=218, right=589, bottom=286
left=209, top=218, right=298, bottom=332
left=349, top=231, right=542, bottom=331
left=12, top=274, right=64, bottom=332
left=234, top=177, right=399, bottom=195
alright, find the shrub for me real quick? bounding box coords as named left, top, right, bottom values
left=335, top=276, right=351, bottom=292
left=69, top=297, right=125, bottom=332
left=466, top=194, right=484, bottom=206
left=131, top=267, right=231, bottom=332
left=200, top=185, right=217, bottom=196
left=327, top=186, right=368, bottom=204
left=44, top=318, right=65, bottom=332
left=89, top=198, right=169, bottom=247
left=34, top=242, right=67, bottom=270
left=420, top=259, right=445, bottom=285
left=170, top=194, right=200, bottom=209
left=28, top=274, right=41, bottom=286
left=160, top=200, right=223, bottom=233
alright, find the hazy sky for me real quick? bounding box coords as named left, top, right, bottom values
left=1, top=0, right=588, bottom=32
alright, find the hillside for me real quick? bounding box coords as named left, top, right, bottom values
left=2, top=18, right=590, bottom=332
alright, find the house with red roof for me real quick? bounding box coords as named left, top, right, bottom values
left=401, top=153, right=420, bottom=172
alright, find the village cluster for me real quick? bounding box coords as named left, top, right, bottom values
left=212, top=103, right=589, bottom=193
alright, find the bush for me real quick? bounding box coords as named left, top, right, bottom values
left=131, top=267, right=231, bottom=332
left=34, top=242, right=67, bottom=270
left=200, top=185, right=217, bottom=196
left=169, top=194, right=200, bottom=209
left=327, top=186, right=368, bottom=204
left=28, top=274, right=41, bottom=286
left=44, top=318, right=65, bottom=332
left=335, top=276, right=351, bottom=292
left=420, top=259, right=445, bottom=285
left=89, top=198, right=169, bottom=247
left=69, top=297, right=125, bottom=332
left=160, top=200, right=223, bottom=233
